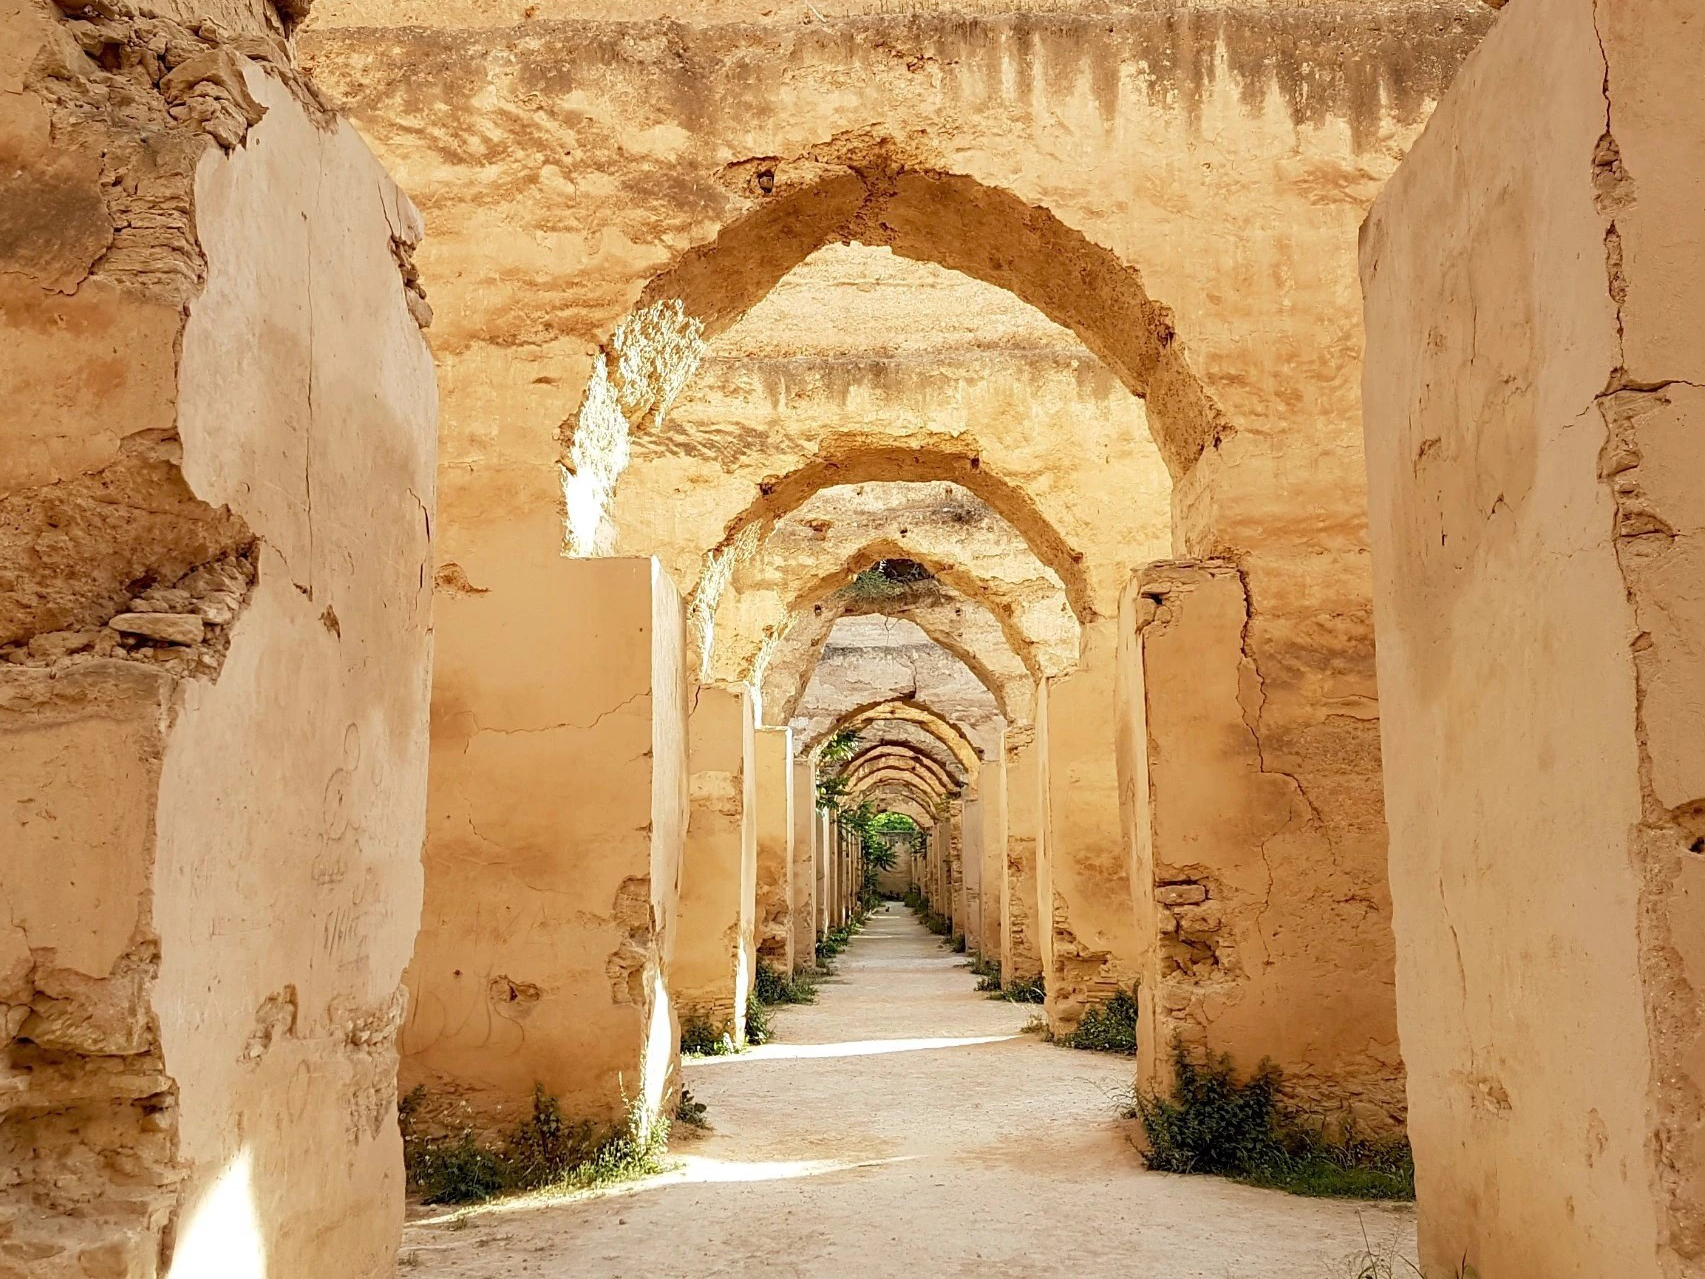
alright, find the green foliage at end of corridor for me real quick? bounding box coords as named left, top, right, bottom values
left=1129, top=1044, right=1415, bottom=1201
left=399, top=1085, right=666, bottom=1205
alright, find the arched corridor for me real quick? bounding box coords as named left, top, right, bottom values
left=4, top=2, right=1702, bottom=1277
left=398, top=906, right=1414, bottom=1278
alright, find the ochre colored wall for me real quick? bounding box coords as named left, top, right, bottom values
left=1118, top=562, right=1402, bottom=1127
left=405, top=558, right=686, bottom=1135
left=1038, top=622, right=1141, bottom=1028
left=1001, top=733, right=1044, bottom=984
left=753, top=727, right=795, bottom=972
left=1362, top=0, right=1705, bottom=1271
left=1, top=10, right=436, bottom=1275
left=977, top=748, right=1007, bottom=965
left=791, top=758, right=818, bottom=968
left=675, top=685, right=758, bottom=1041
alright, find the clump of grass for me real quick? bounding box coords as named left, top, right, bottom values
left=754, top=960, right=819, bottom=1005
left=675, top=1087, right=708, bottom=1130
left=680, top=1016, right=736, bottom=1057
left=400, top=1085, right=667, bottom=1205
left=1058, top=990, right=1138, bottom=1055
left=1130, top=1044, right=1415, bottom=1200
left=919, top=910, right=951, bottom=936
left=992, top=971, right=1045, bottom=1003
left=816, top=921, right=857, bottom=964
left=1330, top=1217, right=1465, bottom=1279
left=969, top=956, right=1002, bottom=992
left=744, top=992, right=772, bottom=1046
left=949, top=933, right=967, bottom=954
left=1019, top=1012, right=1049, bottom=1036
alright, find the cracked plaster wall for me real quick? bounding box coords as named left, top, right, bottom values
left=674, top=685, right=758, bottom=1041
left=1117, top=561, right=1402, bottom=1128
left=1362, top=0, right=1704, bottom=1272
left=753, top=726, right=795, bottom=973
left=404, top=558, right=687, bottom=1139
left=1, top=6, right=436, bottom=1275
left=1001, top=733, right=1045, bottom=984
left=292, top=8, right=1483, bottom=1111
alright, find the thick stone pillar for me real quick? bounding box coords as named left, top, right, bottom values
left=824, top=820, right=837, bottom=928
left=842, top=821, right=857, bottom=920
left=1038, top=621, right=1142, bottom=1029
left=409, top=557, right=685, bottom=1131
left=1001, top=733, right=1045, bottom=983
left=961, top=795, right=985, bottom=954
left=791, top=758, right=817, bottom=970
left=978, top=744, right=1008, bottom=964
left=1362, top=2, right=1705, bottom=1274
left=815, top=804, right=832, bottom=939
left=945, top=801, right=965, bottom=935
left=0, top=15, right=437, bottom=1277
left=1117, top=562, right=1401, bottom=1125
left=753, top=727, right=794, bottom=973
left=674, top=686, right=757, bottom=1043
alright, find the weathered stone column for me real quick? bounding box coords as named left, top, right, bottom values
left=1038, top=620, right=1142, bottom=1029
left=791, top=758, right=817, bottom=970
left=409, top=557, right=686, bottom=1130
left=961, top=794, right=985, bottom=954
left=1363, top=2, right=1705, bottom=1273
left=842, top=821, right=857, bottom=920
left=1002, top=732, right=1044, bottom=983
left=830, top=818, right=846, bottom=928
left=753, top=727, right=794, bottom=973
left=674, top=686, right=757, bottom=1043
left=1, top=11, right=436, bottom=1274
left=1116, top=562, right=1401, bottom=1125
left=945, top=801, right=965, bottom=935
left=815, top=803, right=832, bottom=939
left=978, top=742, right=1008, bottom=965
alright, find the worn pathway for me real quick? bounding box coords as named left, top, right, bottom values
left=399, top=904, right=1413, bottom=1277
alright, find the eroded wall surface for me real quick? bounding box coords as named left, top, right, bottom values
left=1038, top=624, right=1141, bottom=1028
left=1002, top=734, right=1044, bottom=984
left=790, top=758, right=817, bottom=969
left=753, top=727, right=794, bottom=972
left=1362, top=0, right=1704, bottom=1272
left=675, top=685, right=757, bottom=1040
left=1118, top=562, right=1401, bottom=1126
left=1, top=6, right=436, bottom=1274
left=977, top=749, right=1007, bottom=963
left=406, top=558, right=685, bottom=1135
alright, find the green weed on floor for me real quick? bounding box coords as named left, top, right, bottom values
left=1057, top=990, right=1138, bottom=1054
left=992, top=971, right=1045, bottom=1003
left=1129, top=1044, right=1415, bottom=1201
left=400, top=1085, right=666, bottom=1205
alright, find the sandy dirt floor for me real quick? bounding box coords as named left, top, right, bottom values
left=398, top=904, right=1415, bottom=1278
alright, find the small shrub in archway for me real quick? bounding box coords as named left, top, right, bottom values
left=675, top=1087, right=709, bottom=1130
left=1130, top=1044, right=1415, bottom=1200
left=744, top=992, right=773, bottom=1046
left=754, top=959, right=819, bottom=1005
left=1058, top=990, right=1138, bottom=1054
left=398, top=1085, right=666, bottom=1204
left=680, top=1016, right=736, bottom=1057
left=992, top=972, right=1045, bottom=1004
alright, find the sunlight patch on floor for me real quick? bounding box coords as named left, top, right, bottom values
left=688, top=1034, right=1018, bottom=1063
